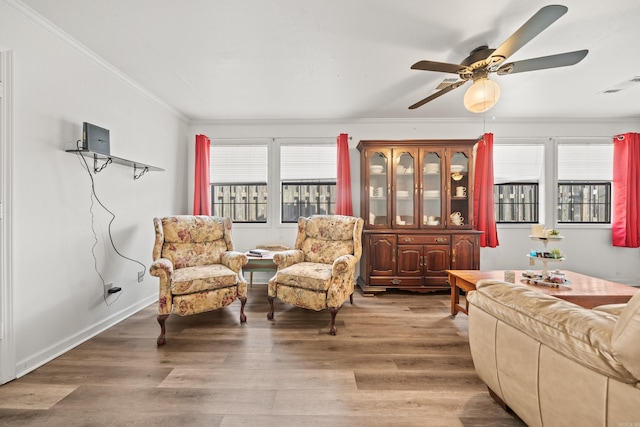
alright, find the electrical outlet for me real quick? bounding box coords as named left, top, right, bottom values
left=138, top=271, right=144, bottom=282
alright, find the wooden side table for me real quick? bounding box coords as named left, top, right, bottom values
left=244, top=252, right=277, bottom=286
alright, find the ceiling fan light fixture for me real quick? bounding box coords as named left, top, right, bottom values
left=463, top=77, right=501, bottom=113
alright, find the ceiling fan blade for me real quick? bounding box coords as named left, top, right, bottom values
left=491, top=5, right=568, bottom=64
left=497, top=49, right=588, bottom=75
left=411, top=60, right=466, bottom=74
left=408, top=81, right=467, bottom=110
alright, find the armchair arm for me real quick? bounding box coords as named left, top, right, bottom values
left=221, top=251, right=248, bottom=274
left=150, top=258, right=174, bottom=315
left=273, top=249, right=304, bottom=269
left=332, top=254, right=357, bottom=276
left=327, top=254, right=357, bottom=308
left=150, top=257, right=173, bottom=277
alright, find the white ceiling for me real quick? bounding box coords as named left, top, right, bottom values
left=20, top=0, right=640, bottom=121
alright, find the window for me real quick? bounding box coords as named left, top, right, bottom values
left=210, top=143, right=268, bottom=223
left=557, top=143, right=612, bottom=224
left=494, top=183, right=539, bottom=223
left=557, top=182, right=611, bottom=223
left=280, top=143, right=336, bottom=223
left=493, top=144, right=544, bottom=223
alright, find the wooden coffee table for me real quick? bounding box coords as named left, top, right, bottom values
left=447, top=269, right=638, bottom=316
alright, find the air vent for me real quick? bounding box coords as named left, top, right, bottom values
left=435, top=78, right=459, bottom=90
left=601, top=76, right=640, bottom=94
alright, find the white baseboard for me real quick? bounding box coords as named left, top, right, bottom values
left=15, top=295, right=157, bottom=378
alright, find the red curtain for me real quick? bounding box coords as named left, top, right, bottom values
left=336, top=133, right=353, bottom=216
left=193, top=134, right=211, bottom=216
left=473, top=133, right=499, bottom=247
left=612, top=132, right=640, bottom=247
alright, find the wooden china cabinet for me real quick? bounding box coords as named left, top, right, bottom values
left=357, top=139, right=482, bottom=294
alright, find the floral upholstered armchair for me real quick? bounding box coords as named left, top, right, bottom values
left=151, top=216, right=248, bottom=345
left=267, top=215, right=364, bottom=335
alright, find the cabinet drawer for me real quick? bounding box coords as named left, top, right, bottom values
left=369, top=277, right=423, bottom=287
left=398, top=235, right=449, bottom=245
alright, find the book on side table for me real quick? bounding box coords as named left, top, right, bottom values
left=247, top=249, right=269, bottom=257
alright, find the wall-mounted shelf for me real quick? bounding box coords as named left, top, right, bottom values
left=66, top=149, right=164, bottom=180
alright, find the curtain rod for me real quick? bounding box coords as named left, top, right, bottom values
left=494, top=136, right=614, bottom=140
left=209, top=136, right=352, bottom=142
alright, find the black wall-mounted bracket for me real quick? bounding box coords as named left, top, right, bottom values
left=67, top=149, right=164, bottom=180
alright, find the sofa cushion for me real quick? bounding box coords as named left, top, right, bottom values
left=592, top=303, right=626, bottom=317
left=171, top=264, right=238, bottom=295
left=274, top=262, right=333, bottom=292
left=612, top=290, right=640, bottom=380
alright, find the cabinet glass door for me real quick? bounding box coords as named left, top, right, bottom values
left=394, top=151, right=416, bottom=227
left=422, top=151, right=443, bottom=227
left=449, top=151, right=470, bottom=228
left=368, top=152, right=389, bottom=226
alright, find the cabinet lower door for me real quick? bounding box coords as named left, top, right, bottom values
left=451, top=234, right=479, bottom=270
left=424, top=245, right=450, bottom=276
left=397, top=245, right=422, bottom=276
left=369, top=234, right=396, bottom=276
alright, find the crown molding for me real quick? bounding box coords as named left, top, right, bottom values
left=189, top=115, right=640, bottom=126
left=0, top=0, right=188, bottom=122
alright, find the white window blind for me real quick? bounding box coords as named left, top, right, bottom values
left=210, top=143, right=268, bottom=183
left=558, top=143, right=612, bottom=181
left=281, top=143, right=336, bottom=181
left=493, top=144, right=544, bottom=184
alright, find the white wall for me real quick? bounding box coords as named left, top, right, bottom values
left=0, top=1, right=188, bottom=379
left=189, top=118, right=640, bottom=286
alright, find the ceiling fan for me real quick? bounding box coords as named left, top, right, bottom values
left=408, top=5, right=588, bottom=113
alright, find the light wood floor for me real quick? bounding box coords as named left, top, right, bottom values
left=0, top=286, right=525, bottom=427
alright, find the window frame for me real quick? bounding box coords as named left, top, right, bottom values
left=493, top=141, right=546, bottom=226
left=279, top=141, right=338, bottom=224
left=554, top=140, right=613, bottom=226
left=209, top=140, right=270, bottom=224
left=556, top=181, right=611, bottom=224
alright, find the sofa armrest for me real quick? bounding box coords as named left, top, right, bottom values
left=273, top=249, right=304, bottom=269
left=468, top=280, right=636, bottom=384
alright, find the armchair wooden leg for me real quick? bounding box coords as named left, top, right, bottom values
left=350, top=293, right=353, bottom=304
left=239, top=296, right=247, bottom=323
left=157, top=314, right=169, bottom=346
left=267, top=296, right=275, bottom=320
left=329, top=307, right=340, bottom=335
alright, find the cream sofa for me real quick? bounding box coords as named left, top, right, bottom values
left=467, top=279, right=640, bottom=427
